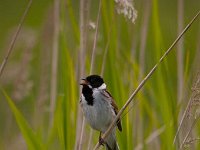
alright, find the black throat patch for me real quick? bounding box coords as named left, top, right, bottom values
left=82, top=85, right=94, bottom=105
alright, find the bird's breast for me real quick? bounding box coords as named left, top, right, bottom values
left=80, top=91, right=115, bottom=132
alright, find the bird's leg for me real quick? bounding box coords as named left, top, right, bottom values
left=99, top=132, right=105, bottom=146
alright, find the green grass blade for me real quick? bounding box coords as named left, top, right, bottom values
left=1, top=89, right=43, bottom=150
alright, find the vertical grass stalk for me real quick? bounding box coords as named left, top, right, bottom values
left=75, top=0, right=89, bottom=149
left=49, top=0, right=60, bottom=129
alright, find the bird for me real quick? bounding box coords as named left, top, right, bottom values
left=80, top=75, right=122, bottom=150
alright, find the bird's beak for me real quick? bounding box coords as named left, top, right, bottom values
left=80, top=78, right=88, bottom=85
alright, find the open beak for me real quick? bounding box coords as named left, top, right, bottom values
left=80, top=78, right=88, bottom=85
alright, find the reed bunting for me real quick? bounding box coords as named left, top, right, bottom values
left=80, top=75, right=122, bottom=150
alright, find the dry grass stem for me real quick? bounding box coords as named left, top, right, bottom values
left=90, top=0, right=102, bottom=75
left=138, top=0, right=151, bottom=81
left=93, top=10, right=200, bottom=150
left=87, top=1, right=102, bottom=148
left=135, top=0, right=151, bottom=144
left=185, top=138, right=200, bottom=145
left=0, top=0, right=32, bottom=77
left=177, top=0, right=184, bottom=103
left=49, top=0, right=60, bottom=129
left=87, top=129, right=94, bottom=150
left=179, top=116, right=200, bottom=149
left=173, top=97, right=193, bottom=145
left=173, top=72, right=200, bottom=146
left=76, top=0, right=90, bottom=149
left=178, top=72, right=200, bottom=149
left=100, top=40, right=110, bottom=77
left=135, top=125, right=166, bottom=150
left=79, top=117, right=86, bottom=150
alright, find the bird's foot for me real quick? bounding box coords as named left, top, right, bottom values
left=99, top=132, right=105, bottom=146
left=99, top=137, right=105, bottom=146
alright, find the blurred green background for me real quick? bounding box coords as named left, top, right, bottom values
left=0, top=0, right=200, bottom=149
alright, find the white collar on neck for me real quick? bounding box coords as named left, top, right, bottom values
left=98, top=83, right=106, bottom=90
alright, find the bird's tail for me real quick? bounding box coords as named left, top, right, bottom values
left=104, top=129, right=119, bottom=150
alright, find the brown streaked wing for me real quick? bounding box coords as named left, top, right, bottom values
left=101, top=90, right=122, bottom=132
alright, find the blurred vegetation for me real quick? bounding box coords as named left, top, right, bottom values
left=0, top=0, right=200, bottom=150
